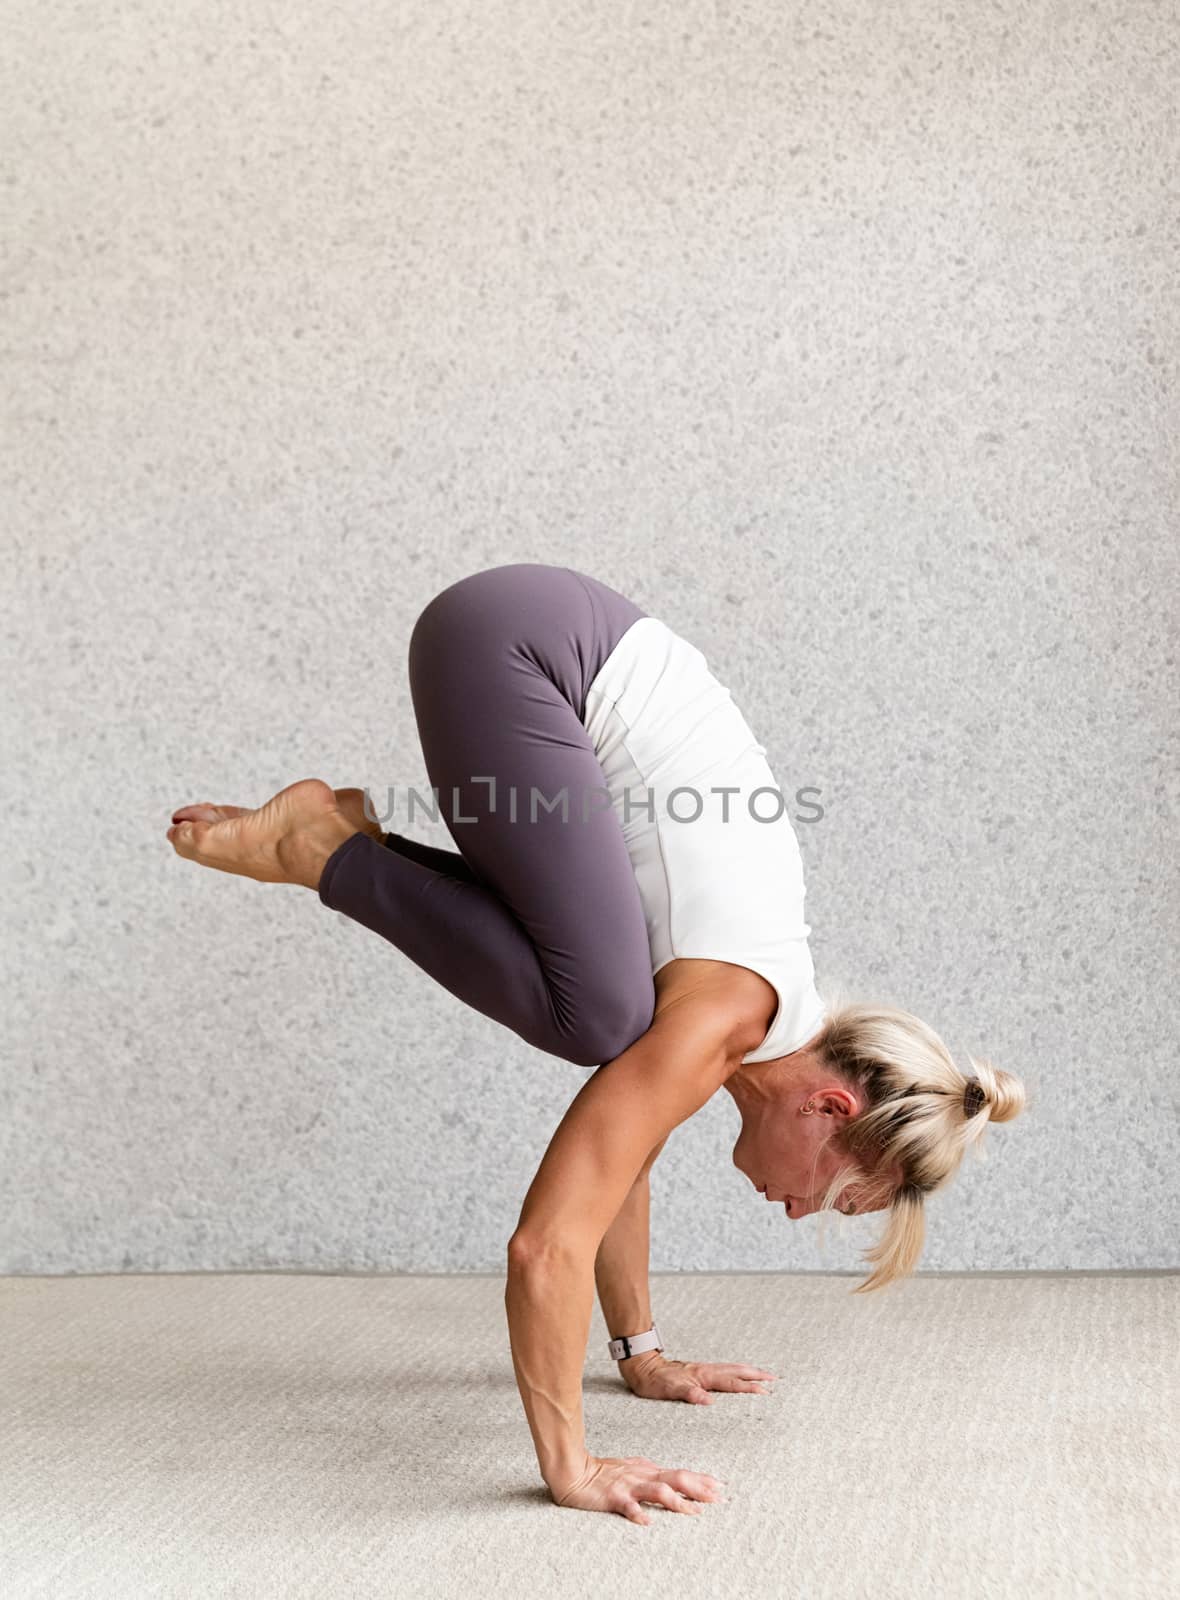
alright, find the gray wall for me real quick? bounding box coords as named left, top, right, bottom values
left=3, top=2, right=1176, bottom=1276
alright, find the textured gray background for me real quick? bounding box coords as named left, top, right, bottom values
left=2, top=2, right=1176, bottom=1276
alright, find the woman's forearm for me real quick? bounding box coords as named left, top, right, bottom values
left=505, top=1145, right=667, bottom=1493
left=593, top=1166, right=654, bottom=1338
left=594, top=1136, right=667, bottom=1342
left=504, top=1241, right=596, bottom=1495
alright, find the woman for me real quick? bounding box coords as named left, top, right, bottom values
left=167, top=561, right=1027, bottom=1526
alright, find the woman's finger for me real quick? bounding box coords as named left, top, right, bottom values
left=660, top=1469, right=725, bottom=1502
left=665, top=1380, right=714, bottom=1404
left=641, top=1481, right=701, bottom=1515
left=694, top=1368, right=772, bottom=1393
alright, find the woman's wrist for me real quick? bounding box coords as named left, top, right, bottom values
left=543, top=1446, right=594, bottom=1500
left=618, top=1347, right=666, bottom=1381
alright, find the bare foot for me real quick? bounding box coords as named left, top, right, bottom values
left=167, top=778, right=359, bottom=889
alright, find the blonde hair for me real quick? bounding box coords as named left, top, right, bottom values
left=806, top=984, right=1030, bottom=1295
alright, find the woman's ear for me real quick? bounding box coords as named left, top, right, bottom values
left=816, top=1085, right=860, bottom=1118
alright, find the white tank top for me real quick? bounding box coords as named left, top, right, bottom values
left=581, top=615, right=827, bottom=1064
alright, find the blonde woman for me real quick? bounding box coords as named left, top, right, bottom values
left=167, top=561, right=1027, bottom=1526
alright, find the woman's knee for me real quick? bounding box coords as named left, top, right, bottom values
left=561, top=986, right=656, bottom=1068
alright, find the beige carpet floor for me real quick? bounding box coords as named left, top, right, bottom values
left=0, top=1272, right=1175, bottom=1599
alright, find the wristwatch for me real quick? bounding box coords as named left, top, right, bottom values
left=608, top=1323, right=663, bottom=1361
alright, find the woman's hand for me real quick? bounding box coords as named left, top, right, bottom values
left=620, top=1350, right=777, bottom=1405
left=551, top=1453, right=726, bottom=1525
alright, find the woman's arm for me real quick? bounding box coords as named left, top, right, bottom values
left=593, top=1135, right=777, bottom=1409
left=594, top=1138, right=667, bottom=1349
left=504, top=992, right=748, bottom=1506
left=504, top=1236, right=598, bottom=1493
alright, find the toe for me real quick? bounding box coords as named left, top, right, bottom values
left=172, top=803, right=246, bottom=825
left=169, top=818, right=213, bottom=853
left=167, top=821, right=194, bottom=854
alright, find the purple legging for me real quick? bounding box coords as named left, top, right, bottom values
left=317, top=563, right=657, bottom=1067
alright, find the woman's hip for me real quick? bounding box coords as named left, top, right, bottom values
left=408, top=562, right=647, bottom=719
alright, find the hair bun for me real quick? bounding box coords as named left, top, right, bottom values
left=985, top=1066, right=1028, bottom=1124
left=963, top=1059, right=1028, bottom=1125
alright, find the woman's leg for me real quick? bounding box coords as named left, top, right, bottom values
left=379, top=830, right=480, bottom=882
left=317, top=563, right=656, bottom=1068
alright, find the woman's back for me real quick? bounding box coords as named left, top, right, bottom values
left=581, top=612, right=826, bottom=1063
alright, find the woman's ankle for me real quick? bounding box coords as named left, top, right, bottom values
left=277, top=812, right=361, bottom=891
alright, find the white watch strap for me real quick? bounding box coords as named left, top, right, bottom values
left=608, top=1323, right=663, bottom=1361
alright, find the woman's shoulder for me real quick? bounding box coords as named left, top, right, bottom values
left=653, top=958, right=779, bottom=1058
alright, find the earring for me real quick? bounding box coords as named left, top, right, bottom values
left=802, top=1103, right=815, bottom=1115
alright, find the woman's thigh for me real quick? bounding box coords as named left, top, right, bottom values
left=407, top=563, right=655, bottom=1041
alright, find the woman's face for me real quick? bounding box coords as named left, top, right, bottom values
left=730, top=1077, right=898, bottom=1219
